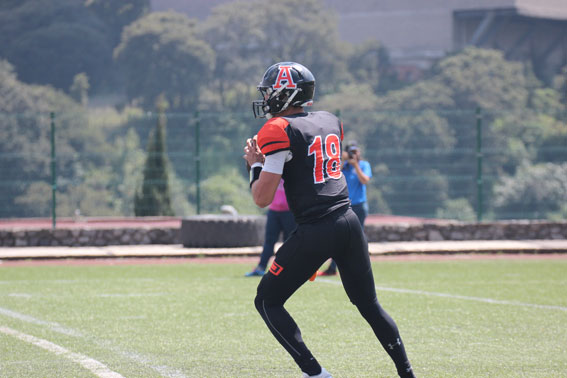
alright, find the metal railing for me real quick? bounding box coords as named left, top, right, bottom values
left=1, top=108, right=565, bottom=226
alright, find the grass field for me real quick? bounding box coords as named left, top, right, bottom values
left=1, top=257, right=566, bottom=377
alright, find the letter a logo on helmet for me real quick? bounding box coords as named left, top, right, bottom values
left=273, top=66, right=297, bottom=89
left=252, top=62, right=315, bottom=118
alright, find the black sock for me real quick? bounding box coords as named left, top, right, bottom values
left=298, top=356, right=322, bottom=376
left=396, top=357, right=415, bottom=377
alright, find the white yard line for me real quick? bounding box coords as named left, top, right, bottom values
left=96, top=293, right=165, bottom=298
left=0, top=306, right=187, bottom=378
left=0, top=326, right=124, bottom=378
left=316, top=278, right=567, bottom=311
left=0, top=307, right=83, bottom=337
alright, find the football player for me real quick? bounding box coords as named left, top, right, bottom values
left=243, top=62, right=415, bottom=378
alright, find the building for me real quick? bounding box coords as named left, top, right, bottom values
left=453, top=1, right=567, bottom=80
left=152, top=0, right=567, bottom=81
left=328, top=0, right=567, bottom=81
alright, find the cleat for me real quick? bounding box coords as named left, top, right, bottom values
left=245, top=267, right=265, bottom=277
left=302, top=367, right=333, bottom=378
left=317, top=269, right=337, bottom=276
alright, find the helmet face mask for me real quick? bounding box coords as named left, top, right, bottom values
left=252, top=62, right=315, bottom=119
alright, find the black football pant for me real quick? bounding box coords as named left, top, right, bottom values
left=254, top=207, right=414, bottom=377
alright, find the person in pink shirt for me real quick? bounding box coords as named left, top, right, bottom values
left=246, top=179, right=296, bottom=276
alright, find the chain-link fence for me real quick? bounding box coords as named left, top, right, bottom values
left=1, top=108, right=566, bottom=222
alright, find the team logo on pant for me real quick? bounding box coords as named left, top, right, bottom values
left=388, top=338, right=402, bottom=350
left=269, top=262, right=284, bottom=276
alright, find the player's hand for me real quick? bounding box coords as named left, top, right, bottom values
left=243, top=135, right=265, bottom=167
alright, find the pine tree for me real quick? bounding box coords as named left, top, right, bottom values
left=134, top=98, right=174, bottom=216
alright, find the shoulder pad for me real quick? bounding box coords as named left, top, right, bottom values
left=257, top=118, right=291, bottom=156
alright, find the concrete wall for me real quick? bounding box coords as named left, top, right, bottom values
left=325, top=0, right=520, bottom=59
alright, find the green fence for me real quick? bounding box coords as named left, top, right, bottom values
left=1, top=108, right=566, bottom=223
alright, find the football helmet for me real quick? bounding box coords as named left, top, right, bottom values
left=252, top=62, right=315, bottom=119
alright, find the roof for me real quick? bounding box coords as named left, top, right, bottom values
left=515, top=0, right=567, bottom=20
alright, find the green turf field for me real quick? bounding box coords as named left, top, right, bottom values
left=1, top=258, right=566, bottom=377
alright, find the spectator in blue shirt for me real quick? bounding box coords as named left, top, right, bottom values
left=319, top=141, right=372, bottom=276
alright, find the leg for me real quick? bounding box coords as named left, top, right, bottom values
left=279, top=210, right=297, bottom=241
left=254, top=222, right=333, bottom=375
left=324, top=202, right=368, bottom=277
left=356, top=299, right=414, bottom=377
left=322, top=207, right=340, bottom=274
left=258, top=210, right=281, bottom=270
left=325, top=201, right=370, bottom=275
left=326, top=259, right=337, bottom=273
left=334, top=209, right=415, bottom=378
left=351, top=202, right=368, bottom=227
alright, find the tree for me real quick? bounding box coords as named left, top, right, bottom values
left=493, top=163, right=567, bottom=219
left=85, top=0, right=150, bottom=47
left=429, top=47, right=529, bottom=111
left=69, top=73, right=90, bottom=107
left=342, top=107, right=455, bottom=216
left=0, top=60, right=80, bottom=217
left=134, top=101, right=174, bottom=216
left=319, top=47, right=559, bottom=218
left=199, top=0, right=265, bottom=109
left=200, top=0, right=351, bottom=110
left=0, top=60, right=145, bottom=218
left=197, top=169, right=260, bottom=215
left=347, top=39, right=392, bottom=94
left=114, top=11, right=215, bottom=110
left=257, top=0, right=351, bottom=94
left=436, top=198, right=476, bottom=221
left=0, top=0, right=113, bottom=91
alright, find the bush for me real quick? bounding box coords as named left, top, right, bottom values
left=493, top=162, right=567, bottom=219
left=436, top=198, right=476, bottom=221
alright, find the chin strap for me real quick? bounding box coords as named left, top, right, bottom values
left=266, top=88, right=300, bottom=118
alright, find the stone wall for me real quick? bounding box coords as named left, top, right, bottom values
left=0, top=218, right=565, bottom=247
left=0, top=228, right=179, bottom=247
left=364, top=220, right=567, bottom=242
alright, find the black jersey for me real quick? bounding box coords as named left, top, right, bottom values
left=257, top=111, right=350, bottom=224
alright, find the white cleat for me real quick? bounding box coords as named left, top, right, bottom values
left=302, top=367, right=333, bottom=378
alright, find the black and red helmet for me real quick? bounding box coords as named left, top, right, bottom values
left=252, top=62, right=315, bottom=118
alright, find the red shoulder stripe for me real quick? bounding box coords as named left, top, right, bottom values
left=257, top=118, right=290, bottom=155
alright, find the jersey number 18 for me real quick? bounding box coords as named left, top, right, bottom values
left=307, top=134, right=342, bottom=184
